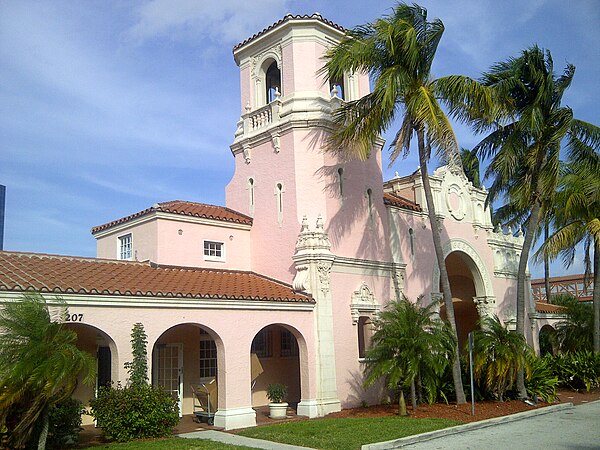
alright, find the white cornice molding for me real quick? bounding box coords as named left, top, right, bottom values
left=331, top=256, right=400, bottom=276
left=0, top=292, right=314, bottom=311
left=92, top=211, right=251, bottom=238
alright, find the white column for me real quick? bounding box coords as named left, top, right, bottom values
left=293, top=216, right=341, bottom=417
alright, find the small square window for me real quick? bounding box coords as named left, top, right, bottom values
left=203, top=240, right=225, bottom=261
left=119, top=234, right=132, bottom=260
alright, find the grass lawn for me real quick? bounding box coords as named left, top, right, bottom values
left=237, top=416, right=462, bottom=450
left=81, top=438, right=253, bottom=450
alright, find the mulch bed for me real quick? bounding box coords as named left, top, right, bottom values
left=327, top=388, right=600, bottom=423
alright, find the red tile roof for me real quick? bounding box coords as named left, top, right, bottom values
left=233, top=13, right=346, bottom=52
left=535, top=302, right=567, bottom=314
left=0, top=251, right=311, bottom=303
left=91, top=200, right=253, bottom=234
left=383, top=193, right=422, bottom=212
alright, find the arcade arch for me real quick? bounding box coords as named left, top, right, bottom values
left=151, top=323, right=223, bottom=417
left=249, top=324, right=305, bottom=410
left=63, top=323, right=118, bottom=425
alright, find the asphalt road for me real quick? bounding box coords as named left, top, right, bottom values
left=399, top=401, right=600, bottom=450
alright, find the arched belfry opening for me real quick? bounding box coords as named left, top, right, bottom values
left=265, top=60, right=281, bottom=103
left=439, top=251, right=481, bottom=352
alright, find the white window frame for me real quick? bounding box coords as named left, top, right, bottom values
left=203, top=240, right=225, bottom=262
left=118, top=233, right=132, bottom=260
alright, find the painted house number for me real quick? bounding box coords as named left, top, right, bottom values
left=66, top=313, right=84, bottom=322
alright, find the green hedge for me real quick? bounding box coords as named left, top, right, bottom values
left=544, top=351, right=600, bottom=391
left=89, top=384, right=179, bottom=442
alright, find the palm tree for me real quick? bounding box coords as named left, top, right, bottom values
left=322, top=1, right=493, bottom=405
left=472, top=316, right=533, bottom=401
left=0, top=293, right=96, bottom=450
left=363, top=296, right=456, bottom=415
left=474, top=46, right=600, bottom=395
left=552, top=294, right=594, bottom=352
left=460, top=148, right=482, bottom=188
left=537, top=145, right=600, bottom=352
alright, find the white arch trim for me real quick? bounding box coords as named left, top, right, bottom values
left=432, top=238, right=495, bottom=298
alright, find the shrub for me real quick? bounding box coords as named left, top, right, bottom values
left=266, top=384, right=288, bottom=403
left=89, top=384, right=179, bottom=442
left=545, top=351, right=600, bottom=391
left=471, top=316, right=533, bottom=401
left=525, top=356, right=558, bottom=403
left=124, top=323, right=148, bottom=387
left=47, top=397, right=84, bottom=449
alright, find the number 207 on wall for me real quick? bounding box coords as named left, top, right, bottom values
left=66, top=313, right=84, bottom=322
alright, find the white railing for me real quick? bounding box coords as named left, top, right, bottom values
left=242, top=100, right=281, bottom=134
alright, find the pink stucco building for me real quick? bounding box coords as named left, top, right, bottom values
left=0, top=14, right=560, bottom=430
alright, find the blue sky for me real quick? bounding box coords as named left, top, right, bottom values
left=1, top=0, right=598, bottom=279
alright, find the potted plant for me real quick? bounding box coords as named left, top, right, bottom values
left=266, top=383, right=288, bottom=419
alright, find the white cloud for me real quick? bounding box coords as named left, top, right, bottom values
left=129, top=0, right=291, bottom=44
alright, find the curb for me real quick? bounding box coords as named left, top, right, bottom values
left=362, top=402, right=574, bottom=449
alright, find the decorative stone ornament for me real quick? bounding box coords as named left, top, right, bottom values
left=473, top=296, right=497, bottom=319
left=350, top=282, right=379, bottom=324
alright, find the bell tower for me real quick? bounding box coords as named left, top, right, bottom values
left=225, top=13, right=389, bottom=284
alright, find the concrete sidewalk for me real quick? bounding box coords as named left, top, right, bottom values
left=178, top=429, right=316, bottom=449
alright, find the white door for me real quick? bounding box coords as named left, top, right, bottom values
left=155, top=343, right=183, bottom=416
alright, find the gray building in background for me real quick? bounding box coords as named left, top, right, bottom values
left=0, top=185, right=5, bottom=250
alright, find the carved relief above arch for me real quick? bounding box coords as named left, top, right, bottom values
left=432, top=239, right=495, bottom=300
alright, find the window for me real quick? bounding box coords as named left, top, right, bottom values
left=265, top=61, right=281, bottom=103
left=203, top=240, right=224, bottom=261
left=409, top=228, right=415, bottom=256
left=358, top=316, right=373, bottom=359
left=366, top=188, right=373, bottom=220
left=248, top=178, right=255, bottom=215
left=119, top=234, right=132, bottom=260
left=251, top=329, right=273, bottom=358
left=199, top=331, right=217, bottom=378
left=280, top=329, right=299, bottom=357
left=337, top=167, right=344, bottom=198
left=275, top=182, right=284, bottom=224
left=330, top=77, right=345, bottom=100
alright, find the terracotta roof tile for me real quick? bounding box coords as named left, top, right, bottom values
left=383, top=193, right=422, bottom=212
left=535, top=302, right=567, bottom=314
left=233, top=13, right=346, bottom=52
left=0, top=251, right=311, bottom=303
left=91, top=200, right=252, bottom=234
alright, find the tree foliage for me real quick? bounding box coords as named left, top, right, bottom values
left=124, top=322, right=149, bottom=387
left=0, top=293, right=95, bottom=449
left=474, top=45, right=600, bottom=394
left=472, top=316, right=533, bottom=401
left=322, top=1, right=494, bottom=404
left=364, top=296, right=455, bottom=415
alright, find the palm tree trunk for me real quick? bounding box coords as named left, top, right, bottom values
left=544, top=222, right=551, bottom=303
left=398, top=389, right=408, bottom=416
left=410, top=380, right=417, bottom=410
left=417, top=128, right=466, bottom=404
left=37, top=413, right=49, bottom=450
left=515, top=201, right=542, bottom=398
left=593, top=240, right=600, bottom=354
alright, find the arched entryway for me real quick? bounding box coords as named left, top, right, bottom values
left=63, top=323, right=117, bottom=425
left=439, top=252, right=480, bottom=352
left=433, top=240, right=495, bottom=354
left=151, top=324, right=223, bottom=418
left=250, top=324, right=302, bottom=409
left=539, top=324, right=557, bottom=356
